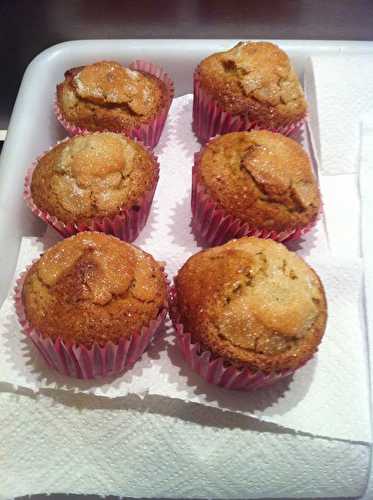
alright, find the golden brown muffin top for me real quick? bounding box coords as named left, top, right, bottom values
left=73, top=61, right=159, bottom=114
left=57, top=61, right=169, bottom=131
left=197, top=131, right=320, bottom=232
left=197, top=42, right=307, bottom=127
left=175, top=237, right=327, bottom=373
left=31, top=132, right=157, bottom=225
left=22, top=232, right=167, bottom=347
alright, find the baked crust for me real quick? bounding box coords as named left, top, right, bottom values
left=174, top=237, right=327, bottom=373
left=197, top=42, right=307, bottom=128
left=197, top=131, right=320, bottom=232
left=56, top=61, right=169, bottom=131
left=22, top=232, right=167, bottom=347
left=31, top=132, right=157, bottom=224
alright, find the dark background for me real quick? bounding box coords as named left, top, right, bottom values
left=0, top=0, right=373, bottom=130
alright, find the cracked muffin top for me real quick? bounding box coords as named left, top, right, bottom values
left=30, top=132, right=158, bottom=225
left=22, top=232, right=167, bottom=347
left=197, top=42, right=307, bottom=128
left=174, top=237, right=327, bottom=373
left=56, top=60, right=170, bottom=132
left=197, top=130, right=320, bottom=233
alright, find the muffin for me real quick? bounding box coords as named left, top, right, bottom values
left=25, top=132, right=159, bottom=242
left=55, top=60, right=174, bottom=148
left=192, top=130, right=320, bottom=245
left=193, top=41, right=307, bottom=143
left=16, top=232, right=168, bottom=379
left=172, top=237, right=327, bottom=390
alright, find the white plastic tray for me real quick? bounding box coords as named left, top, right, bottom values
left=1, top=40, right=373, bottom=500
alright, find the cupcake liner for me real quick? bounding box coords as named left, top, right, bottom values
left=169, top=287, right=304, bottom=391
left=24, top=135, right=159, bottom=242
left=14, top=264, right=168, bottom=380
left=192, top=70, right=304, bottom=144
left=55, top=60, right=175, bottom=149
left=191, top=148, right=319, bottom=247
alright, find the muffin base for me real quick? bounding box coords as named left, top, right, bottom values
left=55, top=60, right=174, bottom=149
left=24, top=136, right=159, bottom=242
left=192, top=71, right=304, bottom=144
left=191, top=150, right=319, bottom=246
left=169, top=287, right=309, bottom=391
left=15, top=266, right=168, bottom=380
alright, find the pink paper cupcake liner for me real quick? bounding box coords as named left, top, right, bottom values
left=55, top=60, right=174, bottom=149
left=192, top=70, right=304, bottom=144
left=15, top=264, right=168, bottom=380
left=169, top=287, right=302, bottom=391
left=191, top=149, right=319, bottom=247
left=24, top=135, right=159, bottom=242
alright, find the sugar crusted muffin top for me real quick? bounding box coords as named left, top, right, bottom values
left=197, top=131, right=320, bottom=233
left=22, top=232, right=167, bottom=347
left=197, top=42, right=307, bottom=128
left=175, top=237, right=327, bottom=373
left=31, top=132, right=157, bottom=224
left=57, top=61, right=169, bottom=131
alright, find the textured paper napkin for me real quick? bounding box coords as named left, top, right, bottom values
left=304, top=56, right=369, bottom=256
left=360, top=111, right=373, bottom=392
left=317, top=174, right=361, bottom=258
left=0, top=96, right=370, bottom=444
left=0, top=234, right=370, bottom=443
left=0, top=391, right=370, bottom=500
left=304, top=55, right=373, bottom=175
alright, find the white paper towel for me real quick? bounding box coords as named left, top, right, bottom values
left=304, top=55, right=373, bottom=175
left=358, top=110, right=373, bottom=500
left=318, top=173, right=361, bottom=258
left=0, top=94, right=371, bottom=500
left=0, top=98, right=370, bottom=444
left=0, top=391, right=370, bottom=499
left=360, top=112, right=373, bottom=395
left=0, top=235, right=370, bottom=443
